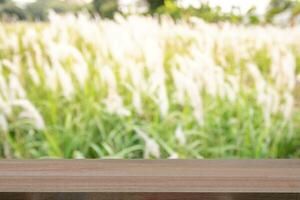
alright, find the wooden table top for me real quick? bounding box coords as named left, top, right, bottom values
left=0, top=160, right=299, bottom=193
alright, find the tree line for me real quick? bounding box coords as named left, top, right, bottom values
left=0, top=0, right=299, bottom=25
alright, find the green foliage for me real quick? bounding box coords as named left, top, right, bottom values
left=266, top=0, right=300, bottom=24
left=156, top=2, right=244, bottom=24
left=156, top=0, right=181, bottom=18
left=93, top=0, right=119, bottom=18
left=25, top=0, right=87, bottom=21
left=0, top=0, right=10, bottom=4
left=146, top=0, right=165, bottom=13
left=0, top=2, right=27, bottom=21
left=246, top=7, right=261, bottom=25
left=0, top=0, right=279, bottom=25
left=0, top=21, right=299, bottom=159
left=1, top=0, right=89, bottom=22
left=25, top=0, right=50, bottom=21
left=48, top=1, right=79, bottom=14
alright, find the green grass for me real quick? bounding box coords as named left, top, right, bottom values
left=0, top=17, right=299, bottom=159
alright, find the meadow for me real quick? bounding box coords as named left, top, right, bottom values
left=0, top=13, right=299, bottom=158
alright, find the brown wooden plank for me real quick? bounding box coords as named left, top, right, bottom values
left=0, top=160, right=299, bottom=193
left=1, top=193, right=300, bottom=200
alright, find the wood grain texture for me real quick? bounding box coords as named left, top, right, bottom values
left=1, top=193, right=300, bottom=200
left=0, top=160, right=299, bottom=193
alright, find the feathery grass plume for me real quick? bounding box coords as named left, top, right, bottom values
left=175, top=125, right=186, bottom=146
left=135, top=129, right=160, bottom=158
left=10, top=100, right=45, bottom=130
left=0, top=13, right=299, bottom=158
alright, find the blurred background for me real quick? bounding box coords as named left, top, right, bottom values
left=0, top=0, right=300, bottom=25
left=0, top=1, right=299, bottom=159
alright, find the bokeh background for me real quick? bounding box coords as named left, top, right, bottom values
left=0, top=0, right=299, bottom=159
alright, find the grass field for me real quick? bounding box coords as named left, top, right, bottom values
left=0, top=13, right=299, bottom=158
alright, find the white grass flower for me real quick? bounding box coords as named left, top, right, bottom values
left=169, top=152, right=179, bottom=159
left=103, top=90, right=130, bottom=117
left=1, top=13, right=300, bottom=138
left=10, top=100, right=45, bottom=130
left=28, top=67, right=40, bottom=86
left=175, top=125, right=186, bottom=146
left=55, top=63, right=74, bottom=97
left=9, top=75, right=26, bottom=99
left=0, top=97, right=11, bottom=116
left=282, top=92, right=294, bottom=121
left=132, top=91, right=143, bottom=115
left=73, top=63, right=88, bottom=87
left=136, top=129, right=160, bottom=158
left=157, top=84, right=169, bottom=116
left=0, top=115, right=8, bottom=132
